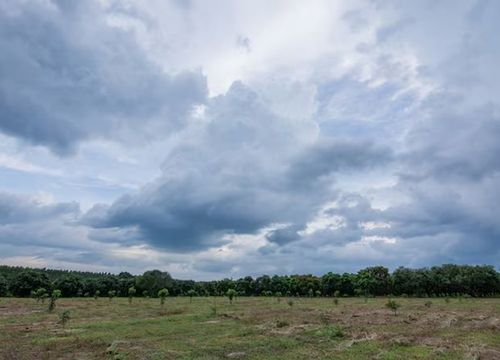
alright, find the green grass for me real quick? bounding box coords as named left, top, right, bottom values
left=0, top=297, right=498, bottom=359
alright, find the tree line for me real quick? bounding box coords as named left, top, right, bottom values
left=0, top=264, right=498, bottom=298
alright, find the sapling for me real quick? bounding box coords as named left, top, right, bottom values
left=385, top=299, right=401, bottom=316
left=59, top=310, right=71, bottom=328
left=333, top=290, right=340, bottom=298
left=275, top=291, right=282, bottom=303
left=128, top=287, right=136, bottom=304
left=48, top=289, right=61, bottom=312
left=158, top=288, right=169, bottom=307
left=226, top=289, right=237, bottom=304
left=34, top=288, right=48, bottom=303
left=333, top=298, right=339, bottom=306
left=287, top=299, right=294, bottom=307
left=108, top=290, right=116, bottom=302
left=94, top=290, right=100, bottom=300
left=187, top=289, right=196, bottom=303
left=424, top=301, right=432, bottom=308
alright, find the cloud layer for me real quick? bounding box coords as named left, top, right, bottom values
left=0, top=0, right=499, bottom=278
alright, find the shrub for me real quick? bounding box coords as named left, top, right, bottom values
left=94, top=290, right=100, bottom=300
left=385, top=299, right=401, bottom=316
left=158, top=288, right=169, bottom=306
left=333, top=298, right=339, bottom=306
left=424, top=301, right=432, bottom=308
left=321, top=325, right=345, bottom=339
left=108, top=290, right=116, bottom=301
left=287, top=299, right=294, bottom=307
left=276, top=320, right=289, bottom=328
left=142, top=290, right=149, bottom=298
left=444, top=297, right=450, bottom=304
left=319, top=312, right=329, bottom=325
left=333, top=290, right=340, bottom=298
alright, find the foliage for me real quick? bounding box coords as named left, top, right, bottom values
left=0, top=264, right=499, bottom=299
left=0, top=275, right=7, bottom=296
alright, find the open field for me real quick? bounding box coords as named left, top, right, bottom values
left=1, top=297, right=499, bottom=360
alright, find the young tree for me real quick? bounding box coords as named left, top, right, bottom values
left=94, top=290, right=100, bottom=300
left=158, top=288, right=169, bottom=307
left=108, top=290, right=116, bottom=302
left=226, top=289, right=237, bottom=304
left=48, top=289, right=61, bottom=312
left=59, top=310, right=71, bottom=328
left=186, top=289, right=196, bottom=303
left=128, top=287, right=136, bottom=304
left=34, top=288, right=48, bottom=303
left=385, top=299, right=401, bottom=316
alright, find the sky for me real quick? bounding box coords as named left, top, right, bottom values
left=0, top=0, right=499, bottom=279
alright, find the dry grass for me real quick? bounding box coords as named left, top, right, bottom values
left=0, top=296, right=498, bottom=359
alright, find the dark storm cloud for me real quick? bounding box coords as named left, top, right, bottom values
left=0, top=0, right=207, bottom=155
left=82, top=82, right=393, bottom=252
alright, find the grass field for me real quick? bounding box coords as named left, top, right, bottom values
left=1, top=296, right=499, bottom=359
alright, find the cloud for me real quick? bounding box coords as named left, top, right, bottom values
left=0, top=0, right=207, bottom=155
left=82, top=81, right=392, bottom=252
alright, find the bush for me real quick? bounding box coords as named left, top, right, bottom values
left=107, top=290, right=116, bottom=301
left=287, top=299, right=294, bottom=307
left=276, top=320, right=289, bottom=328
left=319, top=325, right=345, bottom=339
left=333, top=298, right=339, bottom=306
left=94, top=290, right=100, bottom=300
left=333, top=290, right=340, bottom=298
left=424, top=301, right=432, bottom=308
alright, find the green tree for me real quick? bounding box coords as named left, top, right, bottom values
left=10, top=270, right=50, bottom=297
left=385, top=299, right=400, bottom=316
left=59, top=310, right=71, bottom=328
left=48, top=289, right=61, bottom=312
left=136, top=270, right=172, bottom=297
left=0, top=275, right=7, bottom=296
left=186, top=289, right=196, bottom=303
left=128, top=286, right=136, bottom=304
left=158, top=288, right=169, bottom=307
left=226, top=289, right=237, bottom=304
left=34, top=288, right=48, bottom=303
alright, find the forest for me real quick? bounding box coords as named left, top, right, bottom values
left=1, top=264, right=498, bottom=299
